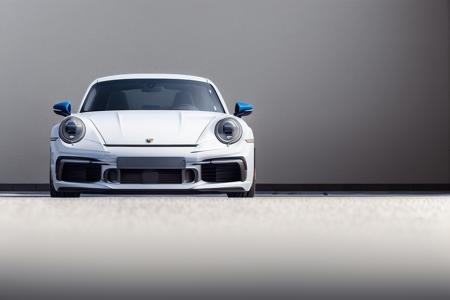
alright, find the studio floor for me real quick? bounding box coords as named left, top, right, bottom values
left=1, top=193, right=450, bottom=297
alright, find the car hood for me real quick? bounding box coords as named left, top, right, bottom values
left=81, top=110, right=222, bottom=145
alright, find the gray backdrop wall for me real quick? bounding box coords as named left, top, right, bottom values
left=0, top=0, right=448, bottom=184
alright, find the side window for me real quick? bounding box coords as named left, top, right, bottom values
left=81, top=86, right=97, bottom=111
left=207, top=85, right=223, bottom=112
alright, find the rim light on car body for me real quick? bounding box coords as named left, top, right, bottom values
left=215, top=118, right=242, bottom=144
left=59, top=117, right=86, bottom=144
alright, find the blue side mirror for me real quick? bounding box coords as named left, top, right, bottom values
left=53, top=100, right=71, bottom=117
left=234, top=101, right=253, bottom=118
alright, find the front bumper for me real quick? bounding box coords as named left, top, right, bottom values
left=50, top=140, right=254, bottom=193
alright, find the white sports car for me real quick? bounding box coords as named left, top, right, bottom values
left=50, top=74, right=255, bottom=198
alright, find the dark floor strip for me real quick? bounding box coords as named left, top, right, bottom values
left=0, top=183, right=449, bottom=192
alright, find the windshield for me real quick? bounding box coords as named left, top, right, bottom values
left=81, top=79, right=225, bottom=113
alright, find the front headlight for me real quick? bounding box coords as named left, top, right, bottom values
left=59, top=117, right=86, bottom=144
left=215, top=118, right=242, bottom=144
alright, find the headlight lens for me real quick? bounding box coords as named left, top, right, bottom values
left=59, top=117, right=86, bottom=144
left=215, top=118, right=242, bottom=144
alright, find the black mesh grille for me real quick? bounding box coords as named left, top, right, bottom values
left=201, top=163, right=242, bottom=183
left=60, top=163, right=102, bottom=183
left=120, top=169, right=182, bottom=184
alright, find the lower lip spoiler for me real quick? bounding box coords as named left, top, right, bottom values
left=58, top=187, right=247, bottom=194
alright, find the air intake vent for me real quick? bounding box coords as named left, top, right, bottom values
left=201, top=163, right=242, bottom=183
left=120, top=169, right=182, bottom=184
left=60, top=162, right=102, bottom=183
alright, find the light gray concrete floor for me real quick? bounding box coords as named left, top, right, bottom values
left=1, top=193, right=450, bottom=293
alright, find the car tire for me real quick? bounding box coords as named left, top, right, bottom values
left=49, top=171, right=80, bottom=198
left=227, top=179, right=255, bottom=198
left=227, top=163, right=256, bottom=198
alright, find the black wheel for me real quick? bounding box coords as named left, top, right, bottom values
left=50, top=171, right=80, bottom=198
left=227, top=163, right=256, bottom=198
left=227, top=179, right=255, bottom=198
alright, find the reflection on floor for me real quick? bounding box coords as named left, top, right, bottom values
left=0, top=194, right=449, bottom=297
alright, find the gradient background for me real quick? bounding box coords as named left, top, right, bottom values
left=0, top=0, right=448, bottom=184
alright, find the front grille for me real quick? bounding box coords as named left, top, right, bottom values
left=120, top=169, right=182, bottom=184
left=201, top=163, right=242, bottom=183
left=60, top=162, right=102, bottom=183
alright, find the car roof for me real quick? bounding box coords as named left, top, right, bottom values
left=96, top=74, right=211, bottom=83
